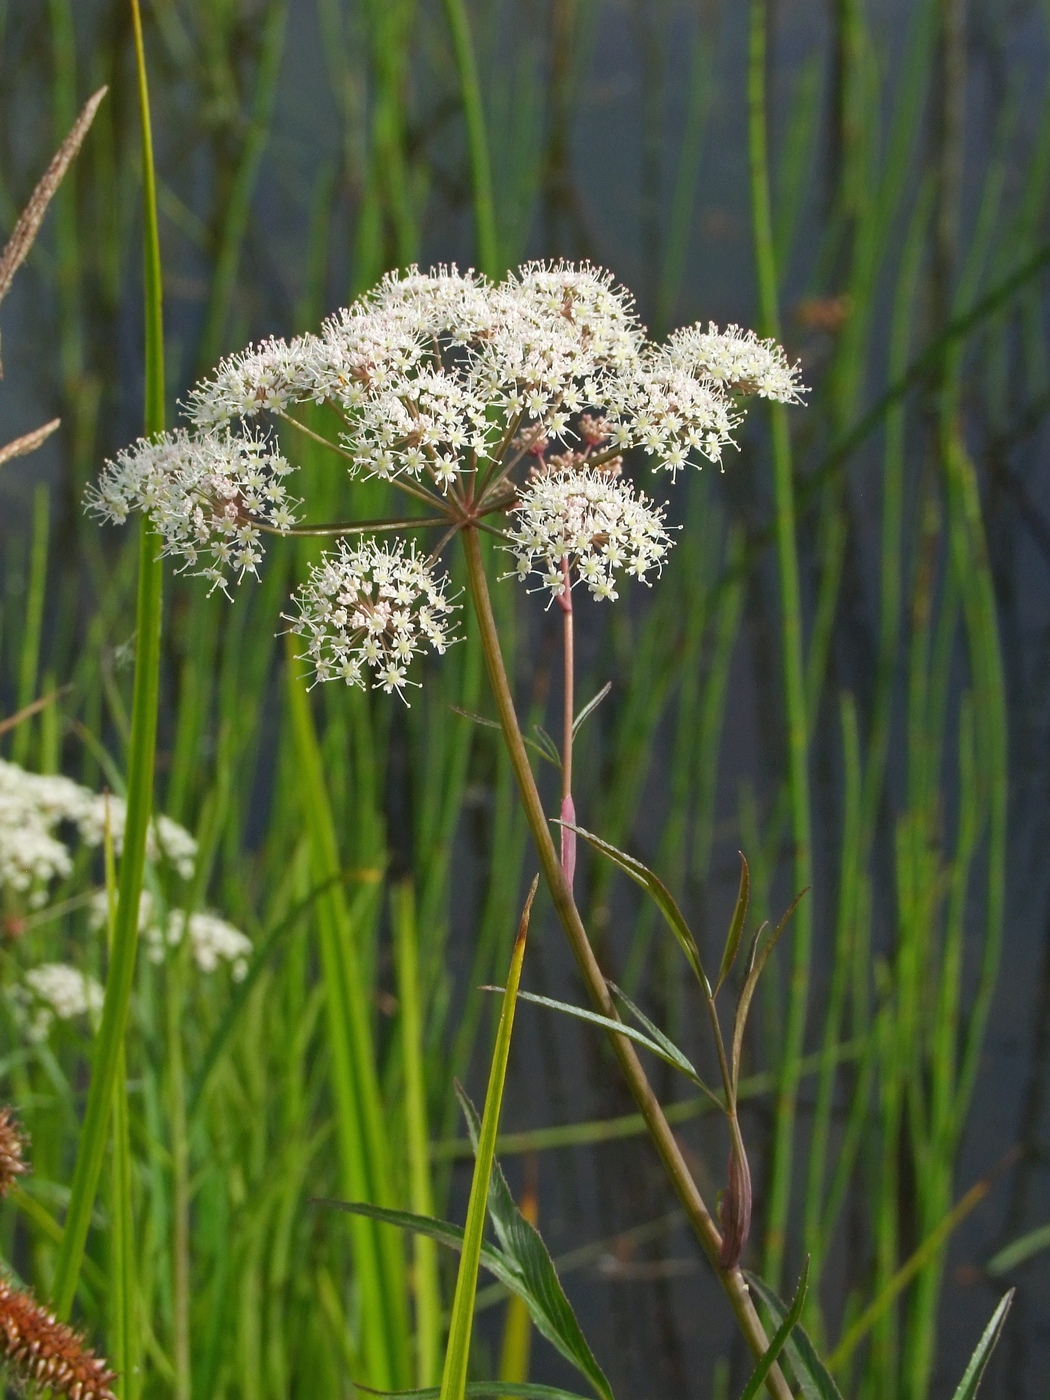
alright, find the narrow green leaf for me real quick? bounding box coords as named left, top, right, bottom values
left=188, top=870, right=372, bottom=1115
left=286, top=645, right=408, bottom=1388
left=450, top=706, right=556, bottom=766
left=512, top=989, right=713, bottom=1099
left=52, top=39, right=160, bottom=1322
left=608, top=983, right=725, bottom=1109
left=738, top=1258, right=809, bottom=1400
left=393, top=881, right=443, bottom=1387
left=987, top=1223, right=1050, bottom=1275
left=356, top=1383, right=593, bottom=1400
left=572, top=682, right=612, bottom=737
left=744, top=1272, right=844, bottom=1400
left=441, top=879, right=537, bottom=1400
left=950, top=1290, right=1014, bottom=1400
left=532, top=726, right=563, bottom=771
left=731, top=890, right=807, bottom=1093
left=455, top=1088, right=614, bottom=1400
left=559, top=822, right=708, bottom=993
left=715, top=853, right=750, bottom=995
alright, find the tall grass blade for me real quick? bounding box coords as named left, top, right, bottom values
left=455, top=1084, right=613, bottom=1400
left=739, top=1258, right=809, bottom=1400
left=285, top=646, right=409, bottom=1388
left=50, top=7, right=163, bottom=1318
left=744, top=1272, right=844, bottom=1400
left=443, top=0, right=498, bottom=275
left=393, top=881, right=443, bottom=1387
left=950, top=1291, right=1014, bottom=1400
left=441, top=879, right=536, bottom=1400
left=748, top=0, right=813, bottom=1292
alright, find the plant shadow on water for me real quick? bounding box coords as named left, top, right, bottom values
left=0, top=1, right=1049, bottom=1397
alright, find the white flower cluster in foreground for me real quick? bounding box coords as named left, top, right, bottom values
left=88, top=889, right=252, bottom=980
left=87, top=428, right=298, bottom=592
left=507, top=469, right=671, bottom=602
left=89, top=262, right=805, bottom=687
left=0, top=760, right=197, bottom=907
left=15, top=963, right=105, bottom=1040
left=287, top=540, right=457, bottom=698
left=665, top=323, right=805, bottom=402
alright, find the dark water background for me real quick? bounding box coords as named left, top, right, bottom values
left=3, top=1, right=1050, bottom=1396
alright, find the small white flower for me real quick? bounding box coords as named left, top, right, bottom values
left=87, top=428, right=299, bottom=592
left=17, top=963, right=104, bottom=1039
left=0, top=760, right=196, bottom=906
left=287, top=540, right=458, bottom=700
left=663, top=322, right=805, bottom=403
left=505, top=468, right=673, bottom=601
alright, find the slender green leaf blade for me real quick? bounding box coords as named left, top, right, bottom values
left=988, top=1223, right=1050, bottom=1275
left=355, top=1384, right=594, bottom=1400
left=455, top=1088, right=614, bottom=1400
left=559, top=823, right=708, bottom=991
left=950, top=1291, right=1014, bottom=1400
left=572, top=682, right=612, bottom=737
left=715, top=853, right=750, bottom=994
left=731, top=890, right=807, bottom=1092
left=441, top=880, right=537, bottom=1400
left=744, top=1272, right=844, bottom=1400
left=513, top=989, right=708, bottom=1094
left=739, top=1258, right=808, bottom=1400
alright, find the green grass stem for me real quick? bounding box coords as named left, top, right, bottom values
left=748, top=0, right=814, bottom=1293
left=50, top=3, right=164, bottom=1319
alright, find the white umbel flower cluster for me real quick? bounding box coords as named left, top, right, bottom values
left=16, top=963, right=104, bottom=1040
left=0, top=760, right=197, bottom=907
left=88, top=889, right=252, bottom=980
left=664, top=323, right=805, bottom=403
left=164, top=910, right=252, bottom=979
left=87, top=427, right=299, bottom=592
left=287, top=539, right=457, bottom=697
left=507, top=469, right=672, bottom=602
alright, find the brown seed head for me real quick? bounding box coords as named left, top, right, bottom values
left=0, top=1277, right=117, bottom=1400
left=0, top=1110, right=27, bottom=1198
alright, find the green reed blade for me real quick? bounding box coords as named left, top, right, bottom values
left=12, top=484, right=49, bottom=767
left=443, top=0, right=499, bottom=275
left=748, top=0, right=813, bottom=1293
left=285, top=645, right=410, bottom=1389
left=393, top=880, right=443, bottom=1387
left=739, top=1258, right=809, bottom=1400
left=51, top=2, right=163, bottom=1320
left=104, top=816, right=140, bottom=1400
left=197, top=0, right=289, bottom=370
left=440, top=880, right=536, bottom=1400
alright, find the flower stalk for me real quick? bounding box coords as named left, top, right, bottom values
left=460, top=523, right=791, bottom=1400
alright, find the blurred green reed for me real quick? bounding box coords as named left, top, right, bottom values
left=0, top=0, right=1046, bottom=1395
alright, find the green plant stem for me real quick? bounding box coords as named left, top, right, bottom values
left=748, top=0, right=814, bottom=1293
left=460, top=525, right=792, bottom=1400
left=51, top=2, right=164, bottom=1318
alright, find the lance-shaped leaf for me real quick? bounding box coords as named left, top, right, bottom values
left=715, top=853, right=750, bottom=996
left=572, top=682, right=612, bottom=737
left=739, top=1258, right=809, bottom=1400
left=744, top=1271, right=844, bottom=1400
left=558, top=822, right=709, bottom=993
left=608, top=982, right=725, bottom=1109
left=951, top=1290, right=1014, bottom=1400
left=456, top=1087, right=614, bottom=1400
left=510, top=988, right=720, bottom=1107
left=731, top=890, right=807, bottom=1094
